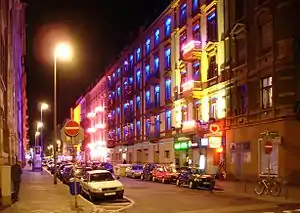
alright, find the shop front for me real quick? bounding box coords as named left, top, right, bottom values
left=174, top=139, right=192, bottom=168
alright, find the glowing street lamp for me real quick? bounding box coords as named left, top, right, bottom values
left=37, top=121, right=43, bottom=130
left=40, top=102, right=49, bottom=159
left=53, top=42, right=73, bottom=185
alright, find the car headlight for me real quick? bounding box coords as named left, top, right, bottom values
left=117, top=186, right=124, bottom=190
left=93, top=188, right=102, bottom=192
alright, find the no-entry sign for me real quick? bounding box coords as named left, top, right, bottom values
left=264, top=141, right=273, bottom=155
left=64, top=120, right=80, bottom=137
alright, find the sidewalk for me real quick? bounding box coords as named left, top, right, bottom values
left=2, top=168, right=97, bottom=213
left=215, top=180, right=300, bottom=203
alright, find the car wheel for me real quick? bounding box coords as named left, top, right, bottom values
left=176, top=179, right=181, bottom=187
left=141, top=174, right=144, bottom=180
left=162, top=178, right=165, bottom=184
left=152, top=176, right=156, bottom=182
left=189, top=181, right=195, bottom=189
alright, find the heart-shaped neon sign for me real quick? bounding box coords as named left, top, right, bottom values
left=210, top=124, right=219, bottom=134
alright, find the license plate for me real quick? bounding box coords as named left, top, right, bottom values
left=203, top=182, right=210, bottom=185
left=104, top=192, right=116, bottom=196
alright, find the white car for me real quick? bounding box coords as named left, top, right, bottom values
left=81, top=170, right=124, bottom=201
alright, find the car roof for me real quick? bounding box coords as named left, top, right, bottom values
left=87, top=170, right=110, bottom=174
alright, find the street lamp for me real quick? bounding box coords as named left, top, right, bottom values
left=34, top=131, right=40, bottom=147
left=37, top=121, right=43, bottom=130
left=53, top=42, right=72, bottom=185
left=40, top=102, right=49, bottom=158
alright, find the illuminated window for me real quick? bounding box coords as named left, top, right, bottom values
left=136, top=48, right=141, bottom=62
left=154, top=56, right=159, bottom=72
left=236, top=85, right=247, bottom=115
left=165, top=47, right=171, bottom=69
left=181, top=69, right=187, bottom=87
left=117, top=86, right=121, bottom=97
left=146, top=90, right=151, bottom=107
left=117, top=68, right=121, bottom=78
left=136, top=96, right=141, bottom=111
left=165, top=17, right=171, bottom=37
left=129, top=123, right=134, bottom=137
left=180, top=31, right=187, bottom=51
left=136, top=120, right=141, bottom=137
left=193, top=22, right=201, bottom=41
left=179, top=3, right=187, bottom=27
left=117, top=128, right=121, bottom=140
left=182, top=106, right=188, bottom=122
left=207, top=56, right=217, bottom=79
left=146, top=119, right=151, bottom=135
left=262, top=77, right=273, bottom=109
left=124, top=60, right=128, bottom=72
left=155, top=115, right=160, bottom=134
left=165, top=78, right=171, bottom=100
left=129, top=100, right=134, bottom=114
left=145, top=63, right=150, bottom=81
left=193, top=61, right=201, bottom=81
left=192, top=0, right=200, bottom=15
left=155, top=85, right=160, bottom=107
left=145, top=38, right=151, bottom=55
left=210, top=98, right=217, bottom=119
left=154, top=29, right=160, bottom=46
left=194, top=101, right=202, bottom=120
left=129, top=54, right=134, bottom=70
left=136, top=69, right=141, bottom=88
left=112, top=73, right=116, bottom=82
left=165, top=111, right=171, bottom=130
left=207, top=11, right=217, bottom=41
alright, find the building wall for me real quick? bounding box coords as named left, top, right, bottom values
left=0, top=0, right=27, bottom=165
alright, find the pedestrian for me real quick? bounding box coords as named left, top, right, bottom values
left=11, top=160, right=22, bottom=201
left=122, top=159, right=127, bottom=164
left=28, top=159, right=32, bottom=167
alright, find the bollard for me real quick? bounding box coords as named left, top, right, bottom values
left=0, top=166, right=12, bottom=206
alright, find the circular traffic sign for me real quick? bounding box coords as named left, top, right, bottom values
left=264, top=141, right=273, bottom=155
left=64, top=120, right=80, bottom=137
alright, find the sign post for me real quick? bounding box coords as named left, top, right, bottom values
left=64, top=120, right=80, bottom=208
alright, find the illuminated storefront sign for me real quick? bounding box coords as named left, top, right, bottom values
left=174, top=141, right=191, bottom=150
left=200, top=138, right=209, bottom=146
left=208, top=136, right=222, bottom=148
left=73, top=105, right=81, bottom=123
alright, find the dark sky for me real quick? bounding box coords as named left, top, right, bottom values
left=26, top=0, right=171, bottom=142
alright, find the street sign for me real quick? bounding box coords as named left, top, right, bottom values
left=264, top=141, right=273, bottom=154
left=64, top=120, right=80, bottom=137
left=60, top=127, right=84, bottom=145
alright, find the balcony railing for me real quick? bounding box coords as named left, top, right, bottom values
left=181, top=40, right=202, bottom=62
left=181, top=80, right=202, bottom=98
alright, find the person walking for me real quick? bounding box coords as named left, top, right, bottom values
left=11, top=160, right=22, bottom=201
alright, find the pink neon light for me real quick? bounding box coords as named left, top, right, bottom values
left=181, top=40, right=201, bottom=54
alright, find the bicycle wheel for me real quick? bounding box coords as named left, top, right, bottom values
left=270, top=181, right=281, bottom=196
left=254, top=180, right=265, bottom=195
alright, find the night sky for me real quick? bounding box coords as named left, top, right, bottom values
left=26, top=0, right=171, bottom=142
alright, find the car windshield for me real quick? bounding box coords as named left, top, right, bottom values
left=90, top=172, right=115, bottom=182
left=132, top=165, right=143, bottom=170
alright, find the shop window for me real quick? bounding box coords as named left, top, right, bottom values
left=262, top=77, right=273, bottom=109
left=164, top=150, right=170, bottom=158
left=207, top=56, right=217, bottom=79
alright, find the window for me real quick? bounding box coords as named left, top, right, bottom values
left=129, top=100, right=134, bottom=114
left=193, top=22, right=201, bottom=41
left=181, top=69, right=187, bottom=86
left=207, top=11, right=217, bottom=41
left=210, top=98, right=217, bottom=118
left=180, top=31, right=187, bottom=51
left=154, top=56, right=159, bottom=72
left=146, top=119, right=151, bottom=135
left=117, top=128, right=121, bottom=140
left=235, top=0, right=245, bottom=21
left=165, top=47, right=171, bottom=69
left=182, top=106, right=188, bottom=121
left=258, top=12, right=273, bottom=51
left=145, top=38, right=151, bottom=55
left=165, top=111, right=171, bottom=130
left=179, top=3, right=187, bottom=26
left=136, top=120, right=141, bottom=136
left=262, top=77, right=273, bottom=109
left=155, top=115, right=160, bottom=133
left=165, top=78, right=171, bottom=100
left=193, top=61, right=201, bottom=81
left=117, top=86, right=121, bottom=98
left=129, top=54, right=134, bottom=70
left=117, top=107, right=120, bottom=116
left=194, top=101, right=202, bottom=120
left=136, top=96, right=141, bottom=111
left=236, top=85, right=247, bottom=115
left=165, top=17, right=171, bottom=37
left=155, top=85, right=160, bottom=107
left=136, top=69, right=141, bottom=89
left=192, top=0, right=200, bottom=15
left=129, top=123, right=134, bottom=137
left=207, top=56, right=217, bottom=79
left=117, top=68, right=121, bottom=78
left=136, top=48, right=141, bottom=62
left=146, top=90, right=151, bottom=107
left=154, top=29, right=160, bottom=46
left=235, top=37, right=246, bottom=66
left=164, top=150, right=170, bottom=158
left=124, top=126, right=128, bottom=139
left=124, top=60, right=128, bottom=72
left=145, top=64, right=150, bottom=81
left=129, top=77, right=133, bottom=86
left=112, top=73, right=116, bottom=82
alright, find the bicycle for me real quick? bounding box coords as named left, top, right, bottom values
left=254, top=174, right=281, bottom=196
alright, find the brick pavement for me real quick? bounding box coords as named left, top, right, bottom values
left=1, top=168, right=98, bottom=213
left=215, top=180, right=300, bottom=203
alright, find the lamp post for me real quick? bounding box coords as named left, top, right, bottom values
left=53, top=43, right=72, bottom=185
left=40, top=103, right=49, bottom=159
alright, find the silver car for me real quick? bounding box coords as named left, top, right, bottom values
left=125, top=164, right=143, bottom=178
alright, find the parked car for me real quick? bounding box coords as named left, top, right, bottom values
left=81, top=170, right=124, bottom=201
left=62, top=165, right=73, bottom=183
left=125, top=164, right=143, bottom=178
left=58, top=163, right=72, bottom=180
left=152, top=166, right=177, bottom=184
left=98, top=162, right=114, bottom=173
left=176, top=167, right=215, bottom=190
left=141, top=163, right=158, bottom=181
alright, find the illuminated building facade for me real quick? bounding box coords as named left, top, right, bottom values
left=0, top=0, right=28, bottom=165
left=224, top=0, right=300, bottom=183
left=86, top=77, right=108, bottom=161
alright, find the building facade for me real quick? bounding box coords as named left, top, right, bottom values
left=0, top=0, right=28, bottom=165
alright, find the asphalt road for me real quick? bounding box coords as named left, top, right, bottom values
left=120, top=177, right=300, bottom=213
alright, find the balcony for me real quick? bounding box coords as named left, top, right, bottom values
left=181, top=80, right=202, bottom=99
left=146, top=72, right=160, bottom=86
left=145, top=102, right=160, bottom=114
left=181, top=120, right=209, bottom=136
left=181, top=40, right=202, bottom=62
left=107, top=139, right=116, bottom=148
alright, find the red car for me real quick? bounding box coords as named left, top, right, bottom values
left=152, top=166, right=177, bottom=184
